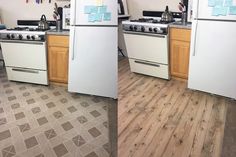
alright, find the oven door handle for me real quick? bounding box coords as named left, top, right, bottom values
left=134, top=60, right=161, bottom=67
left=0, top=40, right=44, bottom=45
left=12, top=68, right=39, bottom=74
left=123, top=31, right=167, bottom=38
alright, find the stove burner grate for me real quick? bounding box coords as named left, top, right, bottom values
left=130, top=18, right=175, bottom=24
left=6, top=27, right=50, bottom=32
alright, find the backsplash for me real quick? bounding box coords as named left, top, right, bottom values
left=126, top=0, right=180, bottom=19
left=0, top=0, right=69, bottom=27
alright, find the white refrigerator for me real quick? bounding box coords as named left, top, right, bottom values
left=69, top=0, right=118, bottom=99
left=188, top=0, right=236, bottom=99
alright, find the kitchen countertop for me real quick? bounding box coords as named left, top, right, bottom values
left=169, top=22, right=192, bottom=30
left=46, top=29, right=70, bottom=36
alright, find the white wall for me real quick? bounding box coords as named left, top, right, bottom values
left=0, top=0, right=69, bottom=27
left=126, top=0, right=180, bottom=19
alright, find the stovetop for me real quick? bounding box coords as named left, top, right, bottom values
left=0, top=27, right=48, bottom=41
left=122, top=10, right=182, bottom=35
left=0, top=20, right=55, bottom=41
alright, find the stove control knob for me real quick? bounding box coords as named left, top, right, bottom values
left=26, top=35, right=31, bottom=40
left=154, top=28, right=158, bottom=33
left=19, top=35, right=23, bottom=40
left=6, top=34, right=11, bottom=39
left=149, top=28, right=153, bottom=32
left=129, top=25, right=134, bottom=31
left=39, top=35, right=44, bottom=41
left=11, top=34, right=15, bottom=39
left=134, top=26, right=137, bottom=31
left=141, top=26, right=145, bottom=32
left=31, top=35, right=35, bottom=40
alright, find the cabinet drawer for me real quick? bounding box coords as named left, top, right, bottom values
left=47, top=35, right=69, bottom=47
left=6, top=67, right=48, bottom=85
left=170, top=28, right=191, bottom=42
left=129, top=59, right=169, bottom=79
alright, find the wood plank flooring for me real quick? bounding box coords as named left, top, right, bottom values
left=118, top=58, right=233, bottom=157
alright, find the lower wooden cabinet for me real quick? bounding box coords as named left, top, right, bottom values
left=47, top=35, right=69, bottom=84
left=170, top=28, right=191, bottom=79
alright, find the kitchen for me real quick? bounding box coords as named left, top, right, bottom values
left=0, top=0, right=236, bottom=157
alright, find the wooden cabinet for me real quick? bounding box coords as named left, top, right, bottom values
left=47, top=35, right=69, bottom=84
left=170, top=28, right=191, bottom=79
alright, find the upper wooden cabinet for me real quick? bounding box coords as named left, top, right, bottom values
left=47, top=35, right=69, bottom=84
left=170, top=28, right=191, bottom=79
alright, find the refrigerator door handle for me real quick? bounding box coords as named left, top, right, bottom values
left=72, top=27, right=76, bottom=60
left=73, top=0, right=77, bottom=25
left=196, top=0, right=199, bottom=19
left=193, top=21, right=198, bottom=56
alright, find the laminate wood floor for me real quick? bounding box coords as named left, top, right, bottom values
left=118, top=58, right=235, bottom=157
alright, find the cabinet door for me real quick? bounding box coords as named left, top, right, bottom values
left=170, top=40, right=190, bottom=79
left=48, top=46, right=69, bottom=83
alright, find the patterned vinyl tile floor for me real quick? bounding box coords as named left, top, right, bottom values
left=0, top=67, right=114, bottom=157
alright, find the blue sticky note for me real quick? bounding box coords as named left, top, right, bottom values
left=98, top=6, right=107, bottom=13
left=224, top=0, right=233, bottom=7
left=84, top=6, right=98, bottom=14
left=103, top=12, right=111, bottom=21
left=208, top=0, right=215, bottom=7
left=229, top=6, right=236, bottom=15
left=84, top=6, right=93, bottom=14
left=212, top=5, right=228, bottom=16
left=95, top=13, right=103, bottom=22
left=91, top=6, right=98, bottom=13
left=99, top=6, right=107, bottom=14
left=219, top=7, right=228, bottom=15
left=88, top=14, right=96, bottom=22
left=212, top=6, right=221, bottom=16
left=215, top=0, right=223, bottom=6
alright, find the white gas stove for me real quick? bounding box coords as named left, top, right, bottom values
left=122, top=11, right=181, bottom=80
left=0, top=21, right=52, bottom=85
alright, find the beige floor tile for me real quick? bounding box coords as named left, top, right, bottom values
left=53, top=143, right=69, bottom=157
left=24, top=136, right=39, bottom=149
left=78, top=143, right=97, bottom=157
left=94, top=147, right=110, bottom=157
left=1, top=145, right=16, bottom=157
left=13, top=136, right=27, bottom=155
left=0, top=130, right=11, bottom=141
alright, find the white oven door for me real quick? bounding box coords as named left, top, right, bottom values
left=124, top=32, right=168, bottom=64
left=0, top=41, right=47, bottom=70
